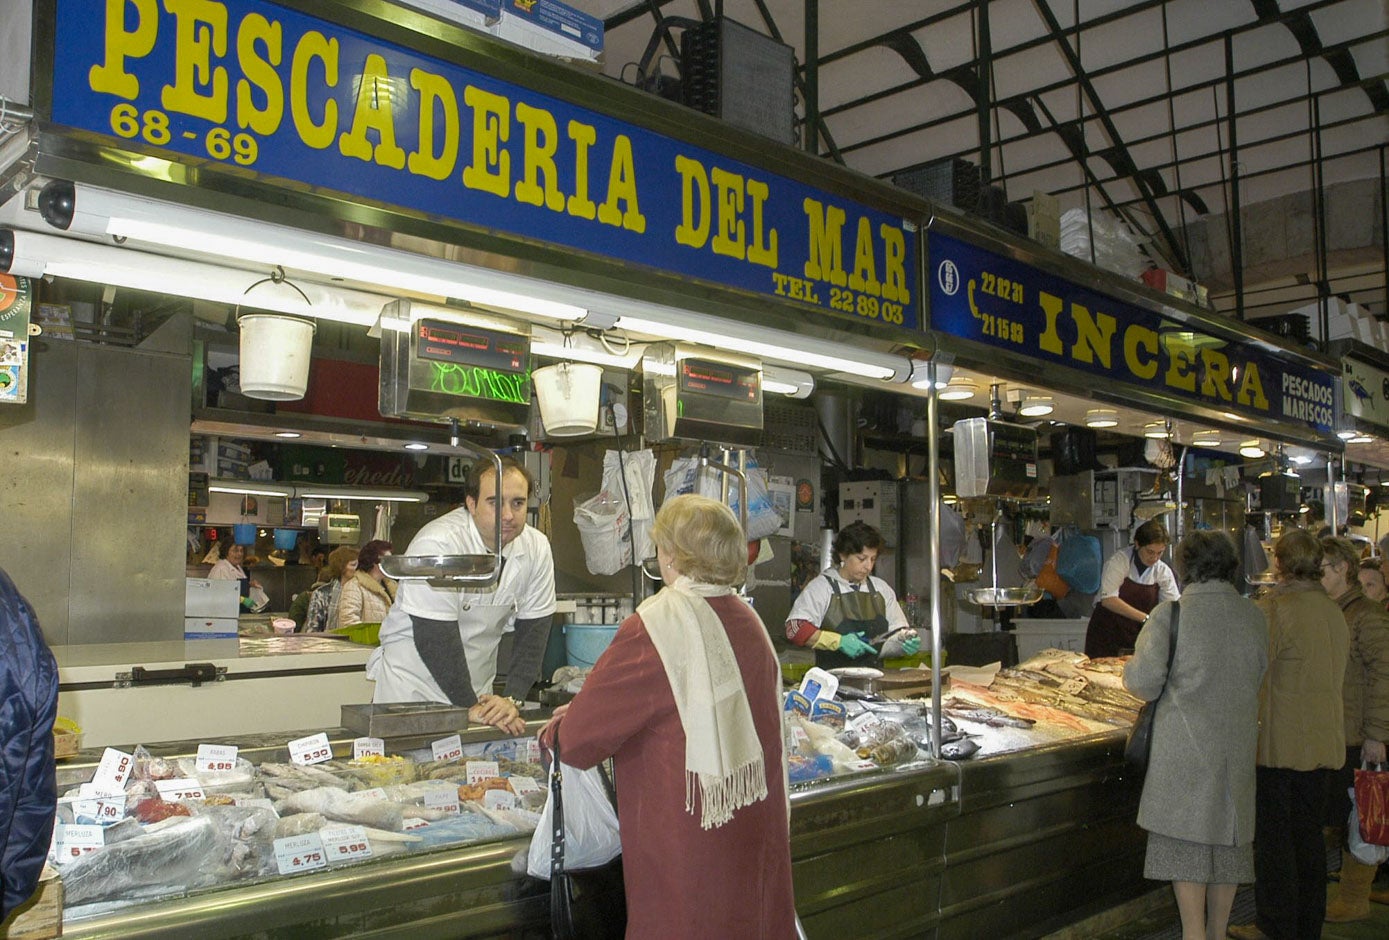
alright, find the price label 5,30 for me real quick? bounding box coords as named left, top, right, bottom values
left=273, top=833, right=328, bottom=875
left=320, top=824, right=373, bottom=863
left=288, top=732, right=334, bottom=766
left=195, top=743, right=239, bottom=773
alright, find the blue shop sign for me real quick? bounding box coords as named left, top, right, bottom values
left=47, top=0, right=916, bottom=330
left=928, top=232, right=1334, bottom=432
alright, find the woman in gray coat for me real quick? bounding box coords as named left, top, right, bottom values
left=1124, top=531, right=1268, bottom=940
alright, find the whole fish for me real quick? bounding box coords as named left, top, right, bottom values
left=942, top=697, right=1035, bottom=729
left=939, top=738, right=981, bottom=761
left=61, top=814, right=220, bottom=905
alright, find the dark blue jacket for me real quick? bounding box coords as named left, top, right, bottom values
left=0, top=567, right=58, bottom=920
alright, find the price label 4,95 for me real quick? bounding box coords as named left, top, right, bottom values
left=288, top=732, right=334, bottom=766
left=273, top=833, right=328, bottom=875
left=196, top=743, right=239, bottom=773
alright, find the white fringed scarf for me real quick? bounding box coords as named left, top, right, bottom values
left=639, top=575, right=772, bottom=829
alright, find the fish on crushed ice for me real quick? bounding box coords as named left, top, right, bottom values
left=60, top=814, right=221, bottom=905
left=939, top=738, right=981, bottom=760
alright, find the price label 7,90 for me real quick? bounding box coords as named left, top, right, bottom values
left=431, top=734, right=463, bottom=763
left=288, top=732, right=334, bottom=766
left=273, top=833, right=328, bottom=875
left=319, top=824, right=373, bottom=863
left=196, top=743, right=239, bottom=773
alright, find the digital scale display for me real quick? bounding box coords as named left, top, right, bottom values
left=414, top=320, right=529, bottom=375
left=678, top=357, right=759, bottom=403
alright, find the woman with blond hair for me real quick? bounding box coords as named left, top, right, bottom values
left=539, top=495, right=795, bottom=938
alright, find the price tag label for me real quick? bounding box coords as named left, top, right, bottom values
left=91, top=747, right=134, bottom=793
left=355, top=787, right=388, bottom=802
left=403, top=817, right=430, bottom=831
left=319, top=824, right=373, bottom=863
left=353, top=737, right=385, bottom=759
left=483, top=789, right=517, bottom=810
left=73, top=797, right=126, bottom=825
left=273, top=834, right=328, bottom=875
left=288, top=732, right=334, bottom=766
left=789, top=725, right=810, bottom=748
left=508, top=775, right=540, bottom=795
left=60, top=824, right=105, bottom=858
left=525, top=739, right=542, bottom=763
left=195, top=743, right=239, bottom=773
left=848, top=759, right=878, bottom=772
left=424, top=785, right=461, bottom=815
left=465, top=760, right=500, bottom=784
left=431, top=734, right=463, bottom=763
left=155, top=777, right=206, bottom=801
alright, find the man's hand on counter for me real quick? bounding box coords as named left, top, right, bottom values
left=469, top=693, right=526, bottom=736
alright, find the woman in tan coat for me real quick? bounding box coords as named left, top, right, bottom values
left=337, top=540, right=396, bottom=627
left=1320, top=537, right=1389, bottom=921
left=1229, top=529, right=1349, bottom=940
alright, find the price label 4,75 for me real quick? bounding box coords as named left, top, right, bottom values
left=288, top=732, right=334, bottom=766
left=273, top=833, right=328, bottom=875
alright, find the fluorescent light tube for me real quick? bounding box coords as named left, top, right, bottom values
left=207, top=479, right=296, bottom=498
left=294, top=484, right=429, bottom=503
left=761, top=365, right=815, bottom=398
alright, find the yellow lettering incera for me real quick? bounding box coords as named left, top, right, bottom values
left=710, top=167, right=745, bottom=260
left=161, top=0, right=228, bottom=122
left=1069, top=303, right=1116, bottom=368
left=880, top=224, right=907, bottom=302
left=674, top=155, right=710, bottom=248
left=1124, top=325, right=1159, bottom=379
left=1237, top=362, right=1269, bottom=409
left=566, top=121, right=597, bottom=220
left=289, top=31, right=338, bottom=150
left=338, top=54, right=406, bottom=168
left=462, top=86, right=510, bottom=198
left=745, top=179, right=778, bottom=269
left=1199, top=348, right=1233, bottom=401
left=596, top=136, right=645, bottom=232
left=803, top=199, right=846, bottom=286
left=1165, top=337, right=1197, bottom=392
left=407, top=69, right=458, bottom=180
left=235, top=14, right=282, bottom=135
left=513, top=102, right=565, bottom=212
left=847, top=217, right=881, bottom=296
left=1036, top=291, right=1064, bottom=356
left=90, top=0, right=158, bottom=100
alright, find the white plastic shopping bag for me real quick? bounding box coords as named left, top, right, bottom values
left=526, top=762, right=621, bottom=879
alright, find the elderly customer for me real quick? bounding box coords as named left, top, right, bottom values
left=538, top=495, right=795, bottom=938
left=337, top=540, right=396, bottom=628
left=1123, top=531, right=1267, bottom=940
left=1228, top=528, right=1349, bottom=940
left=1320, top=537, right=1389, bottom=922
left=1357, top=560, right=1389, bottom=609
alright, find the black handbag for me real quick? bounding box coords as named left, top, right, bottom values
left=550, top=739, right=627, bottom=940
left=1124, top=601, right=1179, bottom=769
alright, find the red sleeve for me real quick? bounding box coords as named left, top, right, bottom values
left=785, top=618, right=818, bottom=646
left=557, top=613, right=670, bottom=770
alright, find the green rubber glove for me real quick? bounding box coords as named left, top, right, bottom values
left=882, top=631, right=921, bottom=658
left=838, top=632, right=876, bottom=659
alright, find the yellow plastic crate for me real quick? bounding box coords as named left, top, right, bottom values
left=331, top=622, right=381, bottom=646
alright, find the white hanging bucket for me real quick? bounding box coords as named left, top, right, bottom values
left=238, top=313, right=316, bottom=400
left=533, top=362, right=602, bottom=437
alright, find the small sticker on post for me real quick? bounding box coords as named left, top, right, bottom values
left=288, top=732, right=333, bottom=765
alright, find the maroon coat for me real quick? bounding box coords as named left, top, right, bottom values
left=558, top=595, right=796, bottom=939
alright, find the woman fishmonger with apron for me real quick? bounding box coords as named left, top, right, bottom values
left=785, top=521, right=920, bottom=669
left=1084, top=520, right=1181, bottom=658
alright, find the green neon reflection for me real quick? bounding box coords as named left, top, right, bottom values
left=429, top=362, right=530, bottom=404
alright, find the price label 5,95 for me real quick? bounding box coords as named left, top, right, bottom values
left=320, top=824, right=373, bottom=863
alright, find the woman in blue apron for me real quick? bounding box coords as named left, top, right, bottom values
left=786, top=521, right=919, bottom=670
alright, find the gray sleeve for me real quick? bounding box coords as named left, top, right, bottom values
left=502, top=615, right=555, bottom=699
left=411, top=615, right=477, bottom=708
left=1122, top=601, right=1175, bottom=701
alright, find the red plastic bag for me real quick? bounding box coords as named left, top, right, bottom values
left=1353, top=765, right=1389, bottom=846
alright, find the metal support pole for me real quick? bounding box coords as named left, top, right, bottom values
left=976, top=1, right=993, bottom=186
left=1174, top=444, right=1187, bottom=542
left=1327, top=455, right=1339, bottom=534
left=1314, top=92, right=1330, bottom=344
left=804, top=0, right=818, bottom=155
left=1225, top=34, right=1245, bottom=321
left=927, top=360, right=944, bottom=761
left=1381, top=146, right=1388, bottom=318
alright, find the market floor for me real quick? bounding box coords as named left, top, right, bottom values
left=1047, top=852, right=1389, bottom=940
